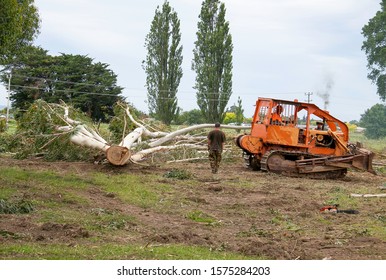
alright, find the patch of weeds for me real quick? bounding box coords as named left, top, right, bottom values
left=237, top=225, right=271, bottom=237
left=0, top=230, right=21, bottom=239
left=374, top=166, right=385, bottom=175
left=324, top=187, right=358, bottom=209
left=93, top=173, right=165, bottom=209
left=90, top=208, right=136, bottom=231
left=268, top=208, right=283, bottom=225
left=268, top=209, right=301, bottom=231
left=106, top=220, right=128, bottom=230
left=268, top=208, right=280, bottom=215
left=0, top=199, right=34, bottom=214
left=330, top=186, right=344, bottom=193
left=163, top=169, right=192, bottom=180
left=285, top=221, right=302, bottom=232
left=354, top=228, right=372, bottom=237
left=186, top=210, right=220, bottom=226
left=212, top=242, right=229, bottom=252
left=270, top=216, right=282, bottom=225
left=374, top=214, right=386, bottom=223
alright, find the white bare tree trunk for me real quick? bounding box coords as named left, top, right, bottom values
left=55, top=103, right=246, bottom=166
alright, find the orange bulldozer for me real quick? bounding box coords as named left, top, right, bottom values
left=236, top=97, right=375, bottom=178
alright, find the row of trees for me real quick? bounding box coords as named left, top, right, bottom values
left=143, top=0, right=233, bottom=124
left=1, top=0, right=234, bottom=125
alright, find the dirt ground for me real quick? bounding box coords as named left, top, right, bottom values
left=0, top=156, right=385, bottom=260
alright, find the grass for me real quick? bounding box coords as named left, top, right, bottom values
left=92, top=172, right=172, bottom=209
left=349, top=132, right=386, bottom=153
left=2, top=119, right=17, bottom=135
left=0, top=243, right=255, bottom=260
left=0, top=144, right=385, bottom=260
left=186, top=210, right=220, bottom=225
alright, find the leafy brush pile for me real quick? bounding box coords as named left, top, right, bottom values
left=108, top=102, right=147, bottom=144
left=6, top=100, right=95, bottom=161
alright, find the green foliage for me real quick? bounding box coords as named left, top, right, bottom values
left=1, top=46, right=123, bottom=121
left=176, top=109, right=205, bottom=125
left=359, top=103, right=386, bottom=139
left=192, top=0, right=233, bottom=123
left=362, top=0, right=386, bottom=101
left=163, top=168, right=192, bottom=180
left=345, top=122, right=357, bottom=132
left=11, top=100, right=94, bottom=160
left=228, top=96, right=244, bottom=124
left=0, top=118, right=5, bottom=132
left=0, top=198, right=34, bottom=214
left=0, top=134, right=12, bottom=152
left=0, top=0, right=40, bottom=63
left=223, top=112, right=236, bottom=124
left=108, top=102, right=143, bottom=143
left=234, top=96, right=244, bottom=124
left=143, top=1, right=183, bottom=125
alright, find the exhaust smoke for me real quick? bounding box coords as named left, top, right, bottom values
left=317, top=74, right=334, bottom=110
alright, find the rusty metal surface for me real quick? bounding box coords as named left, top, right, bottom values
left=260, top=150, right=347, bottom=179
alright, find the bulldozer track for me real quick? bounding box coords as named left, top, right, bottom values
left=260, top=150, right=347, bottom=179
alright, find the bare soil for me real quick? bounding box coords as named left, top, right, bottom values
left=0, top=157, right=385, bottom=260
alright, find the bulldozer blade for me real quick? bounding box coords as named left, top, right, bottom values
left=352, top=148, right=376, bottom=174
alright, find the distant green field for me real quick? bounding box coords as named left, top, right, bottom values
left=349, top=132, right=386, bottom=154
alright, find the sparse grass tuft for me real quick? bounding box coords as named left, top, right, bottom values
left=186, top=210, right=220, bottom=226
left=0, top=199, right=34, bottom=214
left=163, top=169, right=192, bottom=180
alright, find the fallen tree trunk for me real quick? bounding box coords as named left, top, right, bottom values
left=350, top=193, right=386, bottom=198
left=52, top=102, right=247, bottom=166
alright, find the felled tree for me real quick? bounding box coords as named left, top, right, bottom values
left=66, top=103, right=213, bottom=165
left=14, top=100, right=245, bottom=165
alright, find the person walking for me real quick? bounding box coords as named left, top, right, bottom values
left=207, top=122, right=226, bottom=174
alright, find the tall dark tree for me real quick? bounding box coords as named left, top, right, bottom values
left=234, top=96, right=244, bottom=125
left=143, top=1, right=183, bottom=125
left=1, top=46, right=123, bottom=121
left=362, top=0, right=386, bottom=101
left=0, top=0, right=40, bottom=65
left=192, top=0, right=233, bottom=123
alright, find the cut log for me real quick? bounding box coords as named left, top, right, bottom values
left=350, top=193, right=386, bottom=198
left=106, top=146, right=132, bottom=166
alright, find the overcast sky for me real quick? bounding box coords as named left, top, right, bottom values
left=1, top=0, right=383, bottom=121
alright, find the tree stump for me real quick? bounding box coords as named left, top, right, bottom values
left=106, top=145, right=132, bottom=166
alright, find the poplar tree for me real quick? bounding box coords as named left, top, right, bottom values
left=235, top=96, right=244, bottom=125
left=192, top=0, right=233, bottom=123
left=143, top=1, right=183, bottom=125
left=0, top=0, right=40, bottom=64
